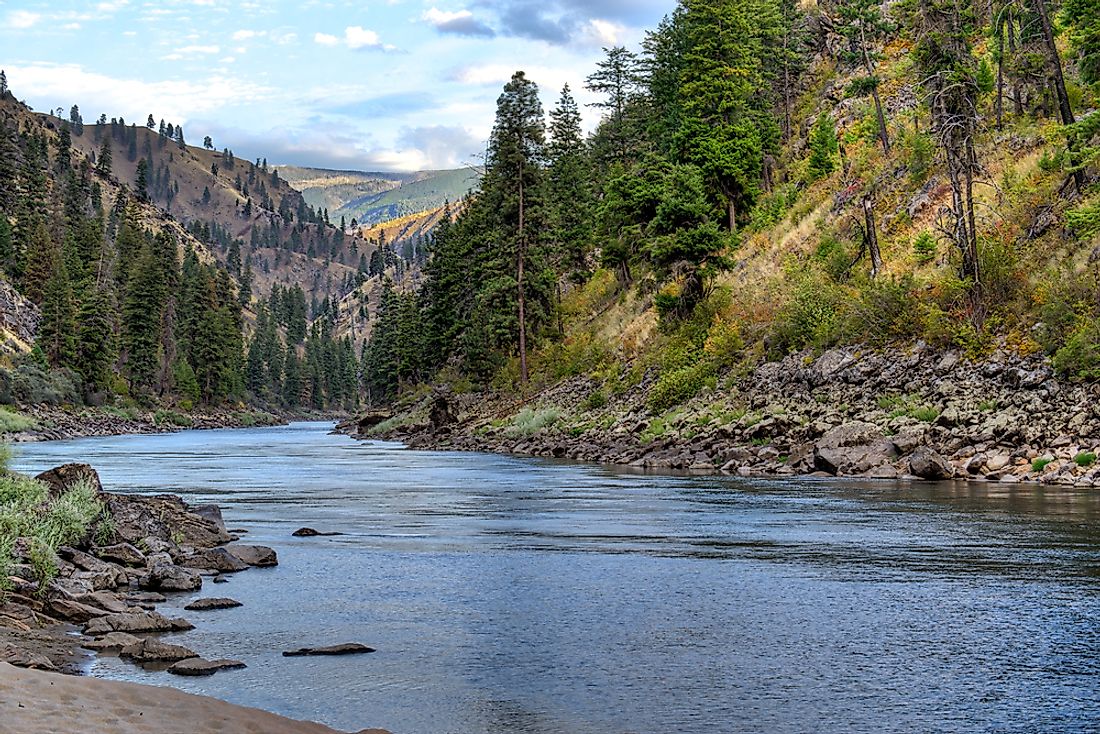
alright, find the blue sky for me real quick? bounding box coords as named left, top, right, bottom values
left=0, top=0, right=674, bottom=172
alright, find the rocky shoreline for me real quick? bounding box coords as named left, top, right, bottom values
left=5, top=405, right=289, bottom=443
left=347, top=344, right=1100, bottom=488
left=0, top=463, right=281, bottom=675
left=0, top=463, right=385, bottom=734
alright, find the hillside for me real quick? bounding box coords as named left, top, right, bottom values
left=351, top=0, right=1100, bottom=484
left=279, top=166, right=478, bottom=226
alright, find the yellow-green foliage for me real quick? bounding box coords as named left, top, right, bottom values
left=507, top=407, right=561, bottom=436
left=0, top=470, right=109, bottom=596
left=0, top=407, right=36, bottom=434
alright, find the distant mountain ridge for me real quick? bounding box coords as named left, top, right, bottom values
left=278, top=166, right=478, bottom=227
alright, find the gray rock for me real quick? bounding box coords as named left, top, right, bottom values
left=909, top=447, right=953, bottom=480
left=139, top=563, right=202, bottom=592
left=184, top=597, right=242, bottom=611
left=81, top=631, right=142, bottom=652
left=120, top=638, right=198, bottom=662
left=181, top=547, right=250, bottom=573
left=282, top=643, right=375, bottom=657
left=84, top=610, right=194, bottom=636
left=225, top=544, right=278, bottom=567
left=167, top=657, right=247, bottom=676
left=94, top=543, right=146, bottom=567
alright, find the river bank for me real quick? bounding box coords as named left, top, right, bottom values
left=2, top=404, right=351, bottom=442
left=349, top=344, right=1100, bottom=488
left=0, top=461, right=383, bottom=734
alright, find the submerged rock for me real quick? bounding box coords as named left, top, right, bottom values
left=291, top=527, right=343, bottom=537
left=184, top=597, right=242, bottom=611
left=167, top=657, right=247, bottom=676
left=282, top=643, right=375, bottom=657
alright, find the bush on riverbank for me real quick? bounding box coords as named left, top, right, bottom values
left=0, top=453, right=110, bottom=597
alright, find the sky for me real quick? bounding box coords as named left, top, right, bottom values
left=0, top=0, right=675, bottom=172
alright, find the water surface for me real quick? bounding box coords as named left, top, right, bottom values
left=12, top=422, right=1100, bottom=734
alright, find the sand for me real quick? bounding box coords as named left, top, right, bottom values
left=0, top=662, right=390, bottom=734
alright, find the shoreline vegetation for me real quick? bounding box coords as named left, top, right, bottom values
left=0, top=460, right=384, bottom=734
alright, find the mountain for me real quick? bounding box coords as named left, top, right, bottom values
left=279, top=166, right=478, bottom=226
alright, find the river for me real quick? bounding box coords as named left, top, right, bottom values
left=10, top=421, right=1100, bottom=733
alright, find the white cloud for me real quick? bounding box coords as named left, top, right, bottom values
left=95, top=0, right=130, bottom=12
left=6, top=10, right=41, bottom=29
left=232, top=29, right=263, bottom=41
left=177, top=45, right=220, bottom=55
left=424, top=8, right=472, bottom=25
left=314, top=26, right=390, bottom=51
left=344, top=26, right=381, bottom=50
left=585, top=19, right=624, bottom=46
left=3, top=63, right=274, bottom=127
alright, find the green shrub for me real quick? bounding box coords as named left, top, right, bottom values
left=0, top=407, right=36, bottom=433
left=913, top=230, right=937, bottom=263
left=154, top=409, right=193, bottom=427
left=771, top=272, right=843, bottom=354
left=647, top=362, right=714, bottom=413
left=582, top=389, right=608, bottom=411
left=1053, top=319, right=1100, bottom=380
left=877, top=393, right=940, bottom=421
left=1032, top=457, right=1054, bottom=472
left=839, top=275, right=923, bottom=344
left=369, top=415, right=408, bottom=435
left=507, top=407, right=562, bottom=436
left=1074, top=452, right=1097, bottom=467
left=7, top=363, right=81, bottom=406
left=806, top=113, right=839, bottom=181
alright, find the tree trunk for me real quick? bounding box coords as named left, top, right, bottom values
left=517, top=159, right=528, bottom=385
left=727, top=197, right=737, bottom=233
left=1030, top=0, right=1084, bottom=190
left=995, top=17, right=1005, bottom=129
left=1007, top=15, right=1024, bottom=115
left=863, top=196, right=883, bottom=279
left=782, top=32, right=792, bottom=141
left=862, top=23, right=891, bottom=154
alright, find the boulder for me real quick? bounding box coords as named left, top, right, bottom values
left=46, top=597, right=111, bottom=623
left=909, top=447, right=953, bottom=480
left=1, top=644, right=58, bottom=671
left=34, top=464, right=103, bottom=499
left=167, top=657, right=247, bottom=676
left=225, top=544, right=278, bottom=567
left=812, top=422, right=898, bottom=476
left=56, top=547, right=127, bottom=588
left=83, top=610, right=193, bottom=636
left=94, top=543, right=146, bottom=567
left=107, top=494, right=231, bottom=549
left=184, top=597, right=242, bottom=611
left=120, top=638, right=198, bottom=663
left=81, top=631, right=142, bottom=652
left=282, top=643, right=375, bottom=657
left=181, top=547, right=250, bottom=573
left=139, top=563, right=202, bottom=592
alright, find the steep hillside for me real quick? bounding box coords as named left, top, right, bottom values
left=280, top=166, right=478, bottom=226
left=64, top=121, right=370, bottom=309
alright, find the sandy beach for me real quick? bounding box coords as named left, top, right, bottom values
left=0, top=662, right=390, bottom=734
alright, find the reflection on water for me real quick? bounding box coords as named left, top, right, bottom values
left=11, top=423, right=1100, bottom=734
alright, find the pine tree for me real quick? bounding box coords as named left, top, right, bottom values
left=22, top=219, right=57, bottom=304
left=546, top=85, right=594, bottom=283
left=122, top=245, right=167, bottom=393
left=1063, top=0, right=1100, bottom=85
left=75, top=284, right=117, bottom=393
left=96, top=137, right=112, bottom=176
left=135, top=158, right=149, bottom=201
left=807, top=113, right=838, bottom=180
left=38, top=259, right=77, bottom=368
left=831, top=0, right=894, bottom=153
left=585, top=47, right=641, bottom=165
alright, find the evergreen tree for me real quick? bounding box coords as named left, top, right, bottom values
left=38, top=259, right=77, bottom=368
left=96, top=137, right=112, bottom=176
left=831, top=0, right=894, bottom=152
left=807, top=112, right=839, bottom=180
left=546, top=85, right=594, bottom=283
left=75, top=284, right=117, bottom=393
left=135, top=158, right=149, bottom=201
left=122, top=245, right=167, bottom=393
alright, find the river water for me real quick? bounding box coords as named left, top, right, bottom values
left=10, top=422, right=1100, bottom=733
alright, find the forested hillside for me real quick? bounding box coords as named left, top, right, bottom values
left=0, top=80, right=361, bottom=413
left=361, top=0, right=1100, bottom=411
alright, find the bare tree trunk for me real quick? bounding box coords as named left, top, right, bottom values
left=995, top=16, right=1005, bottom=129
left=728, top=197, right=737, bottom=233
left=862, top=23, right=891, bottom=154
left=862, top=196, right=883, bottom=278
left=1007, top=15, right=1024, bottom=115
left=517, top=159, right=528, bottom=385
left=964, top=136, right=981, bottom=288
left=782, top=32, right=792, bottom=141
